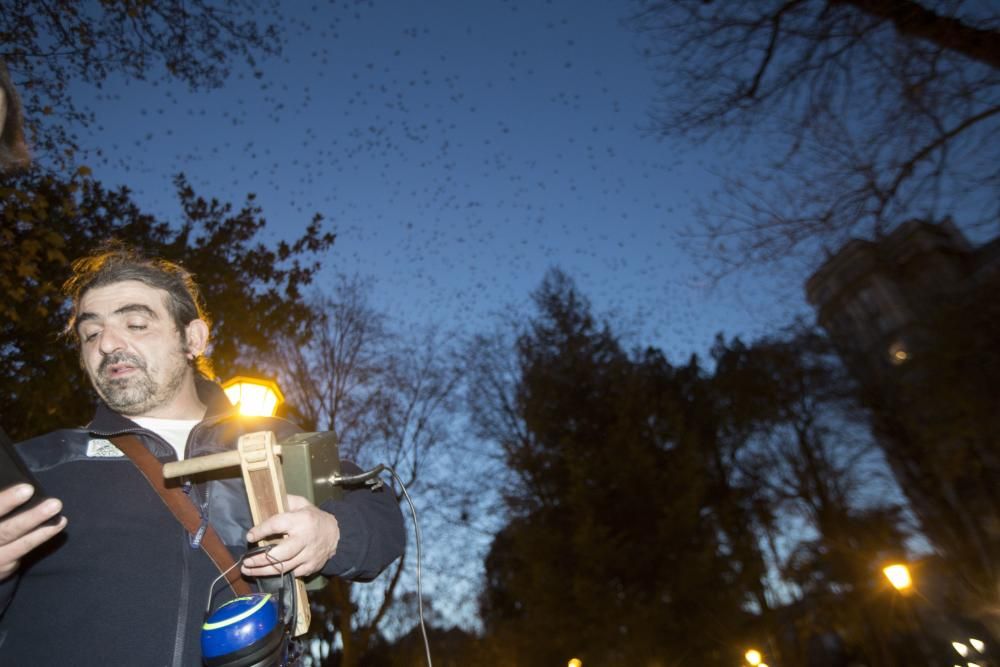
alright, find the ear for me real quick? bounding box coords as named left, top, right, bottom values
left=183, top=319, right=210, bottom=359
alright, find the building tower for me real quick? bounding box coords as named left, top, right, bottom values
left=805, top=219, right=1000, bottom=610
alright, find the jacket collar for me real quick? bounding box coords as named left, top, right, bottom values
left=87, top=375, right=236, bottom=435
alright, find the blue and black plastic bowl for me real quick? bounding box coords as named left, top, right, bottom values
left=201, top=594, right=285, bottom=667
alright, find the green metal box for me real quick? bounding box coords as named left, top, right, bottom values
left=279, top=431, right=344, bottom=590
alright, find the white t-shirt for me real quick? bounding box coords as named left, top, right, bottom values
left=132, top=417, right=200, bottom=460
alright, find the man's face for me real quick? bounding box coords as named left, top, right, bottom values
left=76, top=280, right=194, bottom=417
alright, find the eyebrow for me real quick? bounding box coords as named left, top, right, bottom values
left=76, top=303, right=159, bottom=328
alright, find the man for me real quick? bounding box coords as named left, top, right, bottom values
left=0, top=247, right=405, bottom=665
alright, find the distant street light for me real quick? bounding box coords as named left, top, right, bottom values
left=222, top=376, right=284, bottom=417
left=888, top=340, right=910, bottom=365
left=745, top=649, right=763, bottom=665
left=882, top=563, right=913, bottom=592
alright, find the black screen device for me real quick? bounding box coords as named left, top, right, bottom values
left=0, top=426, right=53, bottom=517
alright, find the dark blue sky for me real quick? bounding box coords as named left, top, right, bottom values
left=69, top=0, right=806, bottom=360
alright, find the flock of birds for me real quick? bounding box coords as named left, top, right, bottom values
left=37, top=0, right=827, bottom=629
left=69, top=0, right=804, bottom=361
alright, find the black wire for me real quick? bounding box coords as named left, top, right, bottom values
left=325, top=464, right=385, bottom=487
left=326, top=465, right=433, bottom=667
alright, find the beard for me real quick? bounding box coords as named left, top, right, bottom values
left=94, top=349, right=188, bottom=416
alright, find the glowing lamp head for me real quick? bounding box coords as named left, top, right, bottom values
left=568, top=659, right=582, bottom=667
left=745, top=649, right=763, bottom=665
left=882, top=563, right=913, bottom=592
left=222, top=376, right=284, bottom=417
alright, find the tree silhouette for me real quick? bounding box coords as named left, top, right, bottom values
left=469, top=271, right=924, bottom=664
left=0, top=167, right=333, bottom=440
left=469, top=270, right=755, bottom=666
left=2, top=0, right=281, bottom=161
left=711, top=328, right=912, bottom=665
left=631, top=0, right=1000, bottom=273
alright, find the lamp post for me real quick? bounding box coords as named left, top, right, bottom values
left=222, top=376, right=284, bottom=417
left=882, top=561, right=937, bottom=664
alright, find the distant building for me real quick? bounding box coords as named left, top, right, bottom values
left=805, top=219, right=999, bottom=378
left=805, top=219, right=1000, bottom=626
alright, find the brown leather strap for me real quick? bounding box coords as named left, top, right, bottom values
left=111, top=434, right=252, bottom=597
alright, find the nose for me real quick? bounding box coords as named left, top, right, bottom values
left=97, top=327, right=126, bottom=355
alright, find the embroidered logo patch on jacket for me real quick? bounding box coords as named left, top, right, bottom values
left=86, top=439, right=124, bottom=457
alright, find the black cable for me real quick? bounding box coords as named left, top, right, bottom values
left=326, top=464, right=432, bottom=667
left=325, top=464, right=385, bottom=487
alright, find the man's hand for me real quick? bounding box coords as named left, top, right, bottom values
left=241, top=494, right=340, bottom=578
left=0, top=485, right=66, bottom=580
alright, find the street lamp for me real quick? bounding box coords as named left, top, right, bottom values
left=568, top=659, right=582, bottom=667
left=883, top=561, right=940, bottom=662
left=955, top=637, right=988, bottom=659
left=888, top=340, right=910, bottom=365
left=882, top=563, right=913, bottom=593
left=222, top=376, right=284, bottom=417
left=744, top=649, right=763, bottom=665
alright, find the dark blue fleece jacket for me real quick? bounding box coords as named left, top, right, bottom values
left=0, top=380, right=405, bottom=666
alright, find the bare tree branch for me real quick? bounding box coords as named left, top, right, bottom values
left=631, top=0, right=1000, bottom=275
left=263, top=275, right=471, bottom=665
left=833, top=0, right=1000, bottom=69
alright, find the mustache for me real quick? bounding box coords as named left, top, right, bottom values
left=98, top=351, right=147, bottom=375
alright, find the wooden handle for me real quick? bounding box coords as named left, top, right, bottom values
left=162, top=450, right=242, bottom=478
left=237, top=432, right=311, bottom=636
left=162, top=446, right=286, bottom=479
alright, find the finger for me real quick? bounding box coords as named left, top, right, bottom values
left=0, top=498, right=63, bottom=546
left=292, top=559, right=320, bottom=578
left=240, top=550, right=309, bottom=577
left=0, top=485, right=35, bottom=516
left=240, top=561, right=282, bottom=577
left=0, top=514, right=68, bottom=557
left=0, top=515, right=67, bottom=574
left=241, top=541, right=325, bottom=578
left=243, top=538, right=304, bottom=569
left=0, top=558, right=20, bottom=580
left=246, top=512, right=298, bottom=543
left=241, top=532, right=317, bottom=573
